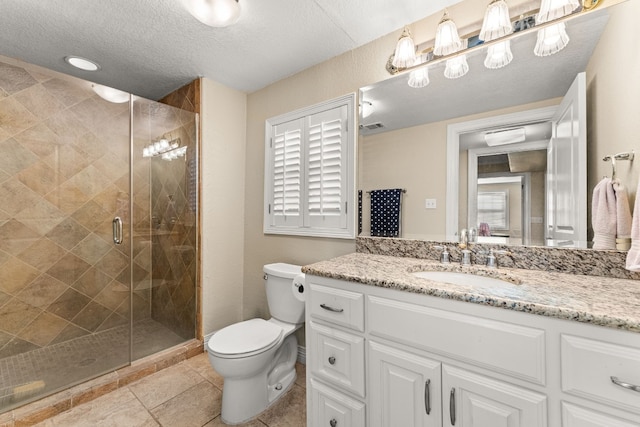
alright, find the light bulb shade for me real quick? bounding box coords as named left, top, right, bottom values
left=408, top=62, right=429, bottom=88
left=92, top=84, right=130, bottom=103
left=479, top=0, right=514, bottom=42
left=484, top=40, right=513, bottom=69
left=445, top=54, right=469, bottom=79
left=392, top=27, right=416, bottom=68
left=536, top=0, right=580, bottom=23
left=534, top=22, right=570, bottom=56
left=434, top=13, right=463, bottom=56
left=183, top=0, right=241, bottom=27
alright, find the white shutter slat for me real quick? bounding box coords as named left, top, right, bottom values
left=272, top=122, right=302, bottom=223
left=306, top=110, right=345, bottom=220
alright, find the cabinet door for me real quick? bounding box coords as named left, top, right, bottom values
left=369, top=341, right=442, bottom=427
left=310, top=378, right=365, bottom=427
left=442, top=365, right=547, bottom=427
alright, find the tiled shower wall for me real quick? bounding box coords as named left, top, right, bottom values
left=0, top=59, right=144, bottom=358
left=149, top=83, right=199, bottom=340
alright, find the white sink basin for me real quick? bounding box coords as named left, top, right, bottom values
left=412, top=270, right=516, bottom=287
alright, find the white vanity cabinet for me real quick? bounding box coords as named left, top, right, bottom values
left=305, top=274, right=640, bottom=427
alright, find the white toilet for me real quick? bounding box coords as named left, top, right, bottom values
left=207, top=263, right=305, bottom=425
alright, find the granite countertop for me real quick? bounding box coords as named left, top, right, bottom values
left=302, top=252, right=640, bottom=333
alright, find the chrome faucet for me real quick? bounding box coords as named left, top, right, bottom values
left=485, top=249, right=513, bottom=269
left=458, top=229, right=473, bottom=266
left=434, top=245, right=450, bottom=264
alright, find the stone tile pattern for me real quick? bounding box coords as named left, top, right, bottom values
left=303, top=252, right=640, bottom=332
left=0, top=316, right=184, bottom=412
left=0, top=59, right=141, bottom=361
left=0, top=340, right=204, bottom=426
left=357, top=236, right=640, bottom=280
left=157, top=79, right=202, bottom=341
left=0, top=352, right=306, bottom=427
left=139, top=95, right=198, bottom=340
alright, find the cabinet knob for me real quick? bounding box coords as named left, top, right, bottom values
left=329, top=418, right=337, bottom=427
left=328, top=356, right=336, bottom=365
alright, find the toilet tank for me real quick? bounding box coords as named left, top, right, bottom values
left=263, top=263, right=305, bottom=324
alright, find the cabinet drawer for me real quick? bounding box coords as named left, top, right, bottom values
left=561, top=334, right=640, bottom=414
left=309, top=321, right=365, bottom=397
left=562, top=401, right=640, bottom=427
left=310, top=283, right=364, bottom=331
left=310, top=378, right=365, bottom=427
left=368, top=295, right=546, bottom=384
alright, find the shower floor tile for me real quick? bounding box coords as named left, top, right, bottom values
left=32, top=353, right=307, bottom=427
left=0, top=318, right=186, bottom=411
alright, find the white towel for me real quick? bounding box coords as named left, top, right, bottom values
left=626, top=177, right=640, bottom=270
left=613, top=179, right=632, bottom=239
left=592, top=177, right=617, bottom=250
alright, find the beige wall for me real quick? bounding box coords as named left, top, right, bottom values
left=586, top=0, right=640, bottom=237
left=242, top=30, right=398, bottom=322
left=201, top=78, right=247, bottom=335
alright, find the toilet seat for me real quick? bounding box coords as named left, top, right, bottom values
left=208, top=318, right=283, bottom=359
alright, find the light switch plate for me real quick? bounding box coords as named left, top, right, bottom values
left=425, top=199, right=437, bottom=209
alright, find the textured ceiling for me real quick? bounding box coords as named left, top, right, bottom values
left=0, top=0, right=461, bottom=100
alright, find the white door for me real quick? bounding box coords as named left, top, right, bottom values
left=369, top=341, right=442, bottom=427
left=546, top=72, right=587, bottom=246
left=442, top=365, right=547, bottom=427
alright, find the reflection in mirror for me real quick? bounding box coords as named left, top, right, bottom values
left=358, top=0, right=638, bottom=249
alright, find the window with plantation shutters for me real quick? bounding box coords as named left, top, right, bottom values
left=264, top=94, right=355, bottom=238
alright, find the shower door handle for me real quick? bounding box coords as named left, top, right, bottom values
left=112, top=217, right=123, bottom=245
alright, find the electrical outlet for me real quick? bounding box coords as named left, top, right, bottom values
left=425, top=199, right=437, bottom=209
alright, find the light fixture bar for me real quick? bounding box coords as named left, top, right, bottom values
left=393, top=2, right=603, bottom=76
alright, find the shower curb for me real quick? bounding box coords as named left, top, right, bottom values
left=0, top=340, right=203, bottom=427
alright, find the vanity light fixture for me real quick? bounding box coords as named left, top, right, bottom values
left=92, top=84, right=129, bottom=104
left=408, top=60, right=430, bottom=88
left=533, top=0, right=578, bottom=56
left=484, top=127, right=526, bottom=146
left=142, top=137, right=181, bottom=158
left=479, top=0, right=514, bottom=42
left=445, top=54, right=469, bottom=79
left=444, top=38, right=469, bottom=79
left=392, top=27, right=417, bottom=69
left=183, top=0, right=241, bottom=27
left=484, top=40, right=513, bottom=69
left=534, top=22, right=570, bottom=56
left=536, top=0, right=581, bottom=23
left=64, top=56, right=100, bottom=71
left=390, top=0, right=601, bottom=88
left=434, top=11, right=463, bottom=56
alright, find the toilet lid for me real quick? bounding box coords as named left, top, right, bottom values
left=208, top=318, right=283, bottom=357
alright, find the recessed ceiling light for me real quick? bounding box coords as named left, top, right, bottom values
left=64, top=56, right=100, bottom=71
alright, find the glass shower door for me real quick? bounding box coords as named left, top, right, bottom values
left=130, top=97, right=197, bottom=360
left=0, top=58, right=131, bottom=411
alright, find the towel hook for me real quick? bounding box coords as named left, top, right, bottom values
left=603, top=151, right=634, bottom=180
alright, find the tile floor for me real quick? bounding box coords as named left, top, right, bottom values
left=32, top=353, right=307, bottom=427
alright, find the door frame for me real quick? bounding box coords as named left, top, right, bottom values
left=445, top=105, right=558, bottom=241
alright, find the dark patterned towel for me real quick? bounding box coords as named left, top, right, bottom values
left=370, top=188, right=402, bottom=237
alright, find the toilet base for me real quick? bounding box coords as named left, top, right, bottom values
left=218, top=334, right=299, bottom=425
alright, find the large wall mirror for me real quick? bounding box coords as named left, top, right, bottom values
left=358, top=0, right=639, bottom=249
